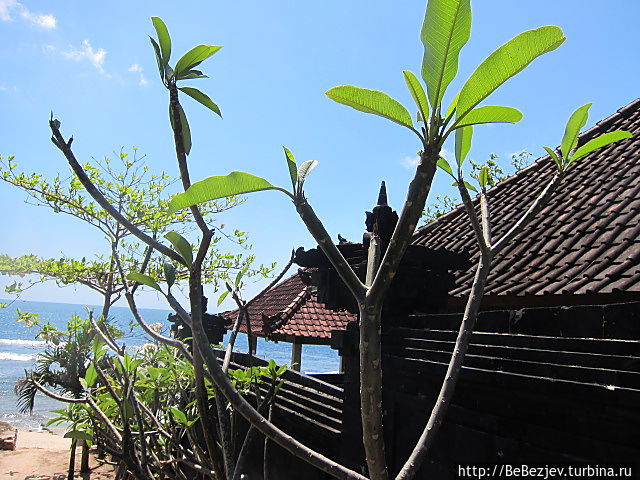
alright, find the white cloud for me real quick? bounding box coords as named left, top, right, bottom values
left=0, top=0, right=18, bottom=21
left=0, top=0, right=56, bottom=29
left=48, top=40, right=109, bottom=75
left=401, top=148, right=454, bottom=169
left=401, top=155, right=419, bottom=169
left=129, top=63, right=148, bottom=86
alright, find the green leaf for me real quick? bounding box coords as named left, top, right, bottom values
left=170, top=407, right=188, bottom=425
left=64, top=430, right=93, bottom=442
left=127, top=272, right=161, bottom=292
left=453, top=180, right=478, bottom=192
left=169, top=103, right=192, bottom=155
left=421, top=0, right=472, bottom=110
left=571, top=130, right=633, bottom=162
left=178, top=87, right=221, bottom=117
left=297, top=160, right=318, bottom=190
left=436, top=156, right=454, bottom=177
left=175, top=69, right=208, bottom=80
left=151, top=17, right=171, bottom=64
left=283, top=147, right=297, bottom=190
left=217, top=290, right=229, bottom=307
left=174, top=45, right=222, bottom=77
left=478, top=166, right=489, bottom=188
left=326, top=85, right=413, bottom=129
left=543, top=146, right=562, bottom=170
left=163, top=262, right=176, bottom=288
left=454, top=125, right=473, bottom=166
left=561, top=103, right=592, bottom=159
left=149, top=37, right=165, bottom=81
left=169, top=172, right=287, bottom=214
left=454, top=105, right=522, bottom=128
left=445, top=91, right=460, bottom=120
left=79, top=378, right=88, bottom=390
left=85, top=364, right=98, bottom=388
left=457, top=26, right=565, bottom=120
left=403, top=71, right=429, bottom=124
left=164, top=232, right=193, bottom=267
left=234, top=269, right=244, bottom=287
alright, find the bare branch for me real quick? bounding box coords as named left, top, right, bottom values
left=396, top=257, right=492, bottom=480
left=491, top=172, right=563, bottom=254
left=369, top=150, right=438, bottom=306
left=458, top=183, right=490, bottom=256
left=49, top=119, right=187, bottom=266
left=295, top=198, right=366, bottom=302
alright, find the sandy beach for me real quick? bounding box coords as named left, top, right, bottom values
left=0, top=429, right=114, bottom=479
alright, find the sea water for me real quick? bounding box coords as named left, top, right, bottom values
left=0, top=299, right=339, bottom=430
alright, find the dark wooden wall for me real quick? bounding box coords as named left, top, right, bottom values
left=222, top=352, right=344, bottom=480
left=338, top=301, right=640, bottom=478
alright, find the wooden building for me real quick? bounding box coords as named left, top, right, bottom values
left=220, top=98, right=640, bottom=478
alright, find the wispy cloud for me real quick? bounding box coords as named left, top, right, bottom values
left=0, top=0, right=56, bottom=29
left=401, top=148, right=454, bottom=169
left=128, top=63, right=148, bottom=86
left=46, top=40, right=109, bottom=76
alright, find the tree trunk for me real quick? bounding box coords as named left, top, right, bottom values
left=67, top=439, right=77, bottom=480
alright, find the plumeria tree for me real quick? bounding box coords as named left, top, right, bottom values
left=41, top=0, right=631, bottom=479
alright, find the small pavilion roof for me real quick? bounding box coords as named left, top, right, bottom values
left=224, top=270, right=355, bottom=345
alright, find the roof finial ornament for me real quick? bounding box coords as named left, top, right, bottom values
left=377, top=180, right=388, bottom=207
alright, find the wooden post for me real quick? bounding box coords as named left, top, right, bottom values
left=291, top=340, right=302, bottom=372
left=80, top=439, right=90, bottom=472
left=248, top=335, right=257, bottom=356
left=67, top=439, right=76, bottom=480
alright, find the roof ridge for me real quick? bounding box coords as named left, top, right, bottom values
left=415, top=97, right=640, bottom=236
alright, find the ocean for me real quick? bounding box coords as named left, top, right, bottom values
left=0, top=299, right=339, bottom=430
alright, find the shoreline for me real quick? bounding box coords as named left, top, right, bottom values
left=0, top=428, right=115, bottom=479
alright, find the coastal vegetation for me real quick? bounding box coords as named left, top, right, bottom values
left=2, top=0, right=632, bottom=479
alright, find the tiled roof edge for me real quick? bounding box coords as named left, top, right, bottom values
left=415, top=97, right=640, bottom=237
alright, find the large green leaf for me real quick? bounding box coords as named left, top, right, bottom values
left=571, top=130, right=632, bottom=162
left=149, top=37, right=165, bottom=81
left=326, top=85, right=413, bottom=129
left=561, top=103, right=591, bottom=159
left=403, top=70, right=430, bottom=123
left=176, top=69, right=207, bottom=80
left=297, top=160, right=318, bottom=190
left=543, top=146, right=562, bottom=171
left=420, top=0, right=471, bottom=109
left=151, top=17, right=171, bottom=64
left=478, top=166, right=489, bottom=189
left=179, top=86, right=222, bottom=117
left=436, top=156, right=454, bottom=177
left=174, top=45, right=222, bottom=77
left=169, top=172, right=286, bottom=214
left=163, top=262, right=176, bottom=288
left=283, top=147, right=297, bottom=190
left=164, top=232, right=193, bottom=267
left=85, top=364, right=98, bottom=388
left=454, top=105, right=522, bottom=128
left=169, top=103, right=191, bottom=155
left=457, top=26, right=565, bottom=120
left=126, top=272, right=161, bottom=292
left=455, top=125, right=473, bottom=166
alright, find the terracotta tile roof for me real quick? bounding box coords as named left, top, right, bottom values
left=413, top=97, right=640, bottom=300
left=224, top=270, right=356, bottom=343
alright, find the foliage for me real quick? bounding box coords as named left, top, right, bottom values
left=33, top=2, right=633, bottom=480
left=0, top=150, right=273, bottom=302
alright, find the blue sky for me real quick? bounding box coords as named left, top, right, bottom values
left=0, top=0, right=638, bottom=309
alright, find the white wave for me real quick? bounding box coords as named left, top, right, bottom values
left=0, top=338, right=46, bottom=347
left=0, top=352, right=36, bottom=362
